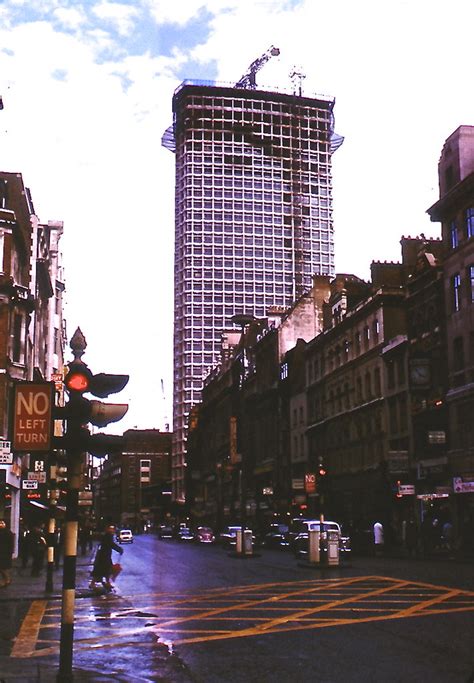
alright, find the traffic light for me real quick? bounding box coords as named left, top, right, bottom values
left=63, top=359, right=129, bottom=427
left=56, top=356, right=129, bottom=455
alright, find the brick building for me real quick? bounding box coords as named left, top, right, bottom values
left=95, top=429, right=172, bottom=531
left=427, top=125, right=474, bottom=547
left=0, top=172, right=65, bottom=546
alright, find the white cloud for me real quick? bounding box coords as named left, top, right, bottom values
left=53, top=6, right=88, bottom=31
left=91, top=1, right=140, bottom=37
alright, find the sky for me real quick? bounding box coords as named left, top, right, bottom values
left=1, top=0, right=473, bottom=433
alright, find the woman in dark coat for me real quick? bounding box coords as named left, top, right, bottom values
left=90, top=526, right=123, bottom=590
left=0, top=519, right=14, bottom=587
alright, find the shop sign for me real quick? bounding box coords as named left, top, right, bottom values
left=453, top=477, right=474, bottom=494
left=398, top=484, right=415, bottom=496
left=22, top=480, right=38, bottom=490
left=416, top=492, right=449, bottom=500
left=27, top=471, right=46, bottom=483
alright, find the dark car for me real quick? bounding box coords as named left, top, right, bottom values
left=293, top=520, right=351, bottom=560
left=262, top=523, right=290, bottom=549
left=218, top=525, right=242, bottom=547
left=177, top=527, right=195, bottom=542
left=194, top=526, right=216, bottom=544
left=157, top=524, right=173, bottom=539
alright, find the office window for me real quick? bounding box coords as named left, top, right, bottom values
left=469, top=265, right=474, bottom=303
left=466, top=207, right=474, bottom=239
left=450, top=221, right=459, bottom=249
left=453, top=273, right=461, bottom=312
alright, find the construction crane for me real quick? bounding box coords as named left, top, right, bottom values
left=235, top=45, right=280, bottom=90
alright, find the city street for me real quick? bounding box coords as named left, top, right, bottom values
left=0, top=534, right=473, bottom=682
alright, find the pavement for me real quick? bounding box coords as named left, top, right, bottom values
left=0, top=548, right=121, bottom=683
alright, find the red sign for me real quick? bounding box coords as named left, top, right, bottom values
left=305, top=473, right=316, bottom=494
left=13, top=383, right=54, bottom=451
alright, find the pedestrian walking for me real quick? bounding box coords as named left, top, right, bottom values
left=90, top=525, right=123, bottom=591
left=29, top=526, right=47, bottom=577
left=373, top=521, right=384, bottom=556
left=0, top=519, right=14, bottom=587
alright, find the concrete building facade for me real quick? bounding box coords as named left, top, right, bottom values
left=165, top=80, right=341, bottom=501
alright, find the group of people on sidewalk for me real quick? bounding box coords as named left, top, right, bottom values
left=0, top=519, right=124, bottom=592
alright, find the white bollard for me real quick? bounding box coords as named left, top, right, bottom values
left=308, top=529, right=320, bottom=564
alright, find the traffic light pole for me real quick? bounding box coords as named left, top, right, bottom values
left=57, top=442, right=82, bottom=682
left=55, top=327, right=129, bottom=681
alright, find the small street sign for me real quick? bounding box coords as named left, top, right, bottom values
left=22, top=480, right=38, bottom=490
left=0, top=453, right=13, bottom=465
left=27, top=471, right=47, bottom=483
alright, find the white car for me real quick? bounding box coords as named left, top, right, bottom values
left=117, top=529, right=133, bottom=544
left=292, top=520, right=351, bottom=558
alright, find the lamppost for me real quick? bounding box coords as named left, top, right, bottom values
left=231, top=314, right=254, bottom=556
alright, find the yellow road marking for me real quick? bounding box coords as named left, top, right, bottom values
left=10, top=600, right=47, bottom=658
left=11, top=576, right=474, bottom=657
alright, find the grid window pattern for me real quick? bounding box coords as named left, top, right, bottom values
left=170, top=84, right=338, bottom=499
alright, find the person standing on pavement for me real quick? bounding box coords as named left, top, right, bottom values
left=0, top=519, right=14, bottom=587
left=90, top=525, right=123, bottom=591
left=29, top=526, right=47, bottom=577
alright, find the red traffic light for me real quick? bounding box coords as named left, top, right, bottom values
left=319, top=467, right=327, bottom=476
left=65, top=371, right=90, bottom=392
left=64, top=360, right=92, bottom=394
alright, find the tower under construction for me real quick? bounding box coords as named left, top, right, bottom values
left=163, top=58, right=342, bottom=502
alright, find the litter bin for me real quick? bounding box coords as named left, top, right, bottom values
left=326, top=530, right=340, bottom=566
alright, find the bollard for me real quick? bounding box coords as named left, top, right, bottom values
left=308, top=529, right=320, bottom=564
left=243, top=529, right=253, bottom=556
left=326, top=530, right=340, bottom=566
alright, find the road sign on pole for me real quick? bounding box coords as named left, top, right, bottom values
left=13, top=382, right=54, bottom=451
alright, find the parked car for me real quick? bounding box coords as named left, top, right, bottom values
left=262, top=523, right=290, bottom=549
left=116, top=528, right=133, bottom=544
left=157, top=524, right=173, bottom=539
left=194, top=526, right=216, bottom=544
left=176, top=527, right=195, bottom=542
left=292, top=520, right=351, bottom=560
left=219, top=525, right=242, bottom=547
